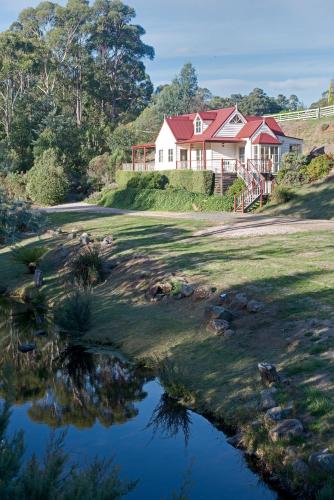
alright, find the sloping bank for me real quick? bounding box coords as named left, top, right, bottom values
left=94, top=170, right=243, bottom=212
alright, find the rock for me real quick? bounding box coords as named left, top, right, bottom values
left=192, top=286, right=212, bottom=301
left=224, top=329, right=235, bottom=338
left=258, top=362, right=281, bottom=385
left=149, top=282, right=173, bottom=297
left=265, top=404, right=293, bottom=422
left=226, top=433, right=243, bottom=448
left=292, top=459, right=309, bottom=477
left=18, top=343, right=36, bottom=353
left=180, top=284, right=194, bottom=297
left=247, top=300, right=263, bottom=313
left=309, top=451, right=334, bottom=473
left=34, top=268, right=43, bottom=288
left=67, top=231, right=76, bottom=240
left=79, top=232, right=91, bottom=245
left=204, top=306, right=234, bottom=322
left=101, top=235, right=113, bottom=247
left=28, top=262, right=37, bottom=274
left=207, top=319, right=231, bottom=336
left=269, top=419, right=303, bottom=442
left=233, top=292, right=248, bottom=308
left=218, top=292, right=229, bottom=303
left=260, top=388, right=277, bottom=411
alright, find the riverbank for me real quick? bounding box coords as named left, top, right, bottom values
left=1, top=210, right=334, bottom=498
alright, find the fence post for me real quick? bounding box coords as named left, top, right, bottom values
left=234, top=194, right=237, bottom=212
left=317, top=107, right=321, bottom=119
left=260, top=185, right=263, bottom=208
left=241, top=193, right=244, bottom=213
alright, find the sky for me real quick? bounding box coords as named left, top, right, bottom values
left=1, top=0, right=333, bottom=106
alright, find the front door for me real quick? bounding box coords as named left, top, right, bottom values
left=238, top=146, right=245, bottom=166
left=180, top=149, right=188, bottom=169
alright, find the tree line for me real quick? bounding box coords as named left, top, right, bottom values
left=0, top=0, right=303, bottom=204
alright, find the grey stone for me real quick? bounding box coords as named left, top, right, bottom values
left=234, top=293, right=248, bottom=308
left=309, top=451, right=334, bottom=473
left=207, top=319, right=230, bottom=336
left=79, top=232, right=91, bottom=245
left=260, top=388, right=277, bottom=411
left=258, top=362, right=281, bottom=385
left=204, top=305, right=234, bottom=322
left=18, top=343, right=36, bottom=353
left=269, top=419, right=303, bottom=442
left=67, top=232, right=76, bottom=240
left=247, top=300, right=264, bottom=313
left=292, top=459, right=309, bottom=477
left=192, top=286, right=212, bottom=301
left=265, top=404, right=293, bottom=422
left=34, top=268, right=43, bottom=288
left=101, top=235, right=113, bottom=247
left=181, top=284, right=194, bottom=297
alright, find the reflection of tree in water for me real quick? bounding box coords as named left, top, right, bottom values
left=147, top=393, right=192, bottom=446
left=0, top=299, right=152, bottom=430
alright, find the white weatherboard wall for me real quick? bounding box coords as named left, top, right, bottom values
left=280, top=136, right=303, bottom=156
left=154, top=120, right=176, bottom=170
left=215, top=111, right=246, bottom=138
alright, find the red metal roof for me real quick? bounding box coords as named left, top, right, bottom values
left=166, top=117, right=194, bottom=140
left=252, top=133, right=282, bottom=145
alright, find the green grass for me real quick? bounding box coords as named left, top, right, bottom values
left=261, top=174, right=334, bottom=219
left=1, top=210, right=334, bottom=491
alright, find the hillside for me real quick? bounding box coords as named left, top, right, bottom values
left=262, top=174, right=334, bottom=219
left=281, top=115, right=334, bottom=154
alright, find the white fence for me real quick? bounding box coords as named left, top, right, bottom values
left=265, top=104, right=334, bottom=122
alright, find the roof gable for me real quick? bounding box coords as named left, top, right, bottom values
left=252, top=133, right=282, bottom=145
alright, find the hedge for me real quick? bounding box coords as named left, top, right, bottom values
left=99, top=188, right=233, bottom=212
left=115, top=169, right=214, bottom=195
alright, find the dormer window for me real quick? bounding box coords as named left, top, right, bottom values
left=229, top=114, right=243, bottom=124
left=195, top=117, right=202, bottom=134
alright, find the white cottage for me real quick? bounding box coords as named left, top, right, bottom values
left=129, top=106, right=303, bottom=210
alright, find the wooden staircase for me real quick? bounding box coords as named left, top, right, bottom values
left=214, top=172, right=237, bottom=195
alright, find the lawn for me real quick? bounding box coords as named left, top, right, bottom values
left=1, top=211, right=334, bottom=494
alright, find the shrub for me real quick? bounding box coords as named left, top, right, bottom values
left=69, top=247, right=104, bottom=288
left=3, top=172, right=27, bottom=199
left=127, top=172, right=168, bottom=190
left=277, top=153, right=308, bottom=186
left=26, top=149, right=70, bottom=206
left=0, top=190, right=47, bottom=245
left=87, top=153, right=113, bottom=190
left=270, top=185, right=294, bottom=205
left=54, top=291, right=92, bottom=334
left=99, top=187, right=233, bottom=212
left=226, top=177, right=246, bottom=196
left=11, top=245, right=48, bottom=273
left=304, top=154, right=334, bottom=182
left=115, top=170, right=214, bottom=194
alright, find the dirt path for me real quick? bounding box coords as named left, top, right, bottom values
left=45, top=202, right=334, bottom=238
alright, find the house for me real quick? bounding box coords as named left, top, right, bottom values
left=128, top=106, right=303, bottom=211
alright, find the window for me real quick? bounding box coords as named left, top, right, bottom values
left=195, top=117, right=202, bottom=134
left=168, top=149, right=173, bottom=162
left=158, top=149, right=163, bottom=163
left=196, top=149, right=202, bottom=162
left=289, top=144, right=302, bottom=155
left=229, top=114, right=243, bottom=124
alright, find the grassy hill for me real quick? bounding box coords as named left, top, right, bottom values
left=262, top=174, right=334, bottom=219
left=281, top=115, right=334, bottom=154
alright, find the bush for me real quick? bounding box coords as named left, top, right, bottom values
left=87, top=153, right=113, bottom=190
left=54, top=291, right=92, bottom=334
left=26, top=149, right=70, bottom=206
left=115, top=170, right=214, bottom=194
left=69, top=247, right=104, bottom=288
left=304, top=154, right=334, bottom=182
left=0, top=190, right=47, bottom=245
left=3, top=172, right=27, bottom=199
left=11, top=245, right=48, bottom=273
left=277, top=153, right=308, bottom=186
left=270, top=185, right=294, bottom=205
left=127, top=172, right=168, bottom=190
left=226, top=177, right=246, bottom=196
left=99, top=188, right=233, bottom=212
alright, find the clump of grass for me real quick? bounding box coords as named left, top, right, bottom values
left=285, top=358, right=328, bottom=376
left=69, top=246, right=104, bottom=288
left=156, top=358, right=192, bottom=402
left=11, top=245, right=48, bottom=273
left=54, top=291, right=92, bottom=334
left=305, top=388, right=333, bottom=417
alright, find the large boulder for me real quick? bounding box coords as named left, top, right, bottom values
left=180, top=284, right=194, bottom=297
left=79, top=232, right=91, bottom=245
left=269, top=419, right=303, bottom=442
left=308, top=451, right=334, bottom=473
left=265, top=404, right=293, bottom=423
left=247, top=300, right=263, bottom=313
left=101, top=235, right=113, bottom=247
left=204, top=305, right=234, bottom=322
left=192, top=286, right=212, bottom=301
